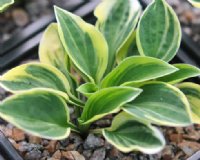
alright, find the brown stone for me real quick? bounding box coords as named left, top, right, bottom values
left=162, top=145, right=174, bottom=160
left=62, top=151, right=85, bottom=160
left=62, top=151, right=74, bottom=159
left=29, top=136, right=42, bottom=144
left=183, top=11, right=194, bottom=22
left=9, top=138, right=20, bottom=150
left=45, top=140, right=58, bottom=153
left=12, top=128, right=25, bottom=141
left=162, top=155, right=173, bottom=160
left=183, top=130, right=200, bottom=141
left=52, top=150, right=61, bottom=159
left=0, top=125, right=12, bottom=137
left=66, top=144, right=76, bottom=151
left=175, top=127, right=184, bottom=134
left=169, top=133, right=183, bottom=143
left=109, top=147, right=120, bottom=157
left=174, top=151, right=185, bottom=160
left=12, top=8, right=29, bottom=27
left=178, top=141, right=200, bottom=156
left=184, top=125, right=195, bottom=133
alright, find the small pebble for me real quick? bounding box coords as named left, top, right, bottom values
left=52, top=150, right=61, bottom=159
left=83, top=134, right=104, bottom=150
left=24, top=149, right=42, bottom=160
left=90, top=148, right=106, bottom=160
left=82, top=150, right=92, bottom=159
left=29, top=136, right=42, bottom=144
left=18, top=142, right=43, bottom=152
left=62, top=151, right=85, bottom=160
left=169, top=133, right=183, bottom=144
left=12, top=128, right=25, bottom=141
left=12, top=8, right=29, bottom=27
left=108, top=147, right=123, bottom=159
left=45, top=140, right=58, bottom=153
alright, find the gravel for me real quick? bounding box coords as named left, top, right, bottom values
left=1, top=118, right=200, bottom=159
left=83, top=134, right=104, bottom=150
left=24, top=149, right=42, bottom=160
left=90, top=148, right=106, bottom=160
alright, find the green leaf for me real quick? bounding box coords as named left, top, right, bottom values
left=0, top=63, right=71, bottom=100
left=123, top=82, right=192, bottom=126
left=77, top=83, right=98, bottom=98
left=188, top=0, right=200, bottom=7
left=79, top=87, right=142, bottom=124
left=95, top=0, right=141, bottom=73
left=101, top=56, right=178, bottom=88
left=39, top=23, right=70, bottom=75
left=178, top=82, right=200, bottom=124
left=103, top=112, right=165, bottom=154
left=0, top=89, right=71, bottom=140
left=136, top=0, right=181, bottom=62
left=54, top=6, right=108, bottom=83
left=117, top=31, right=140, bottom=63
left=0, top=0, right=14, bottom=12
left=39, top=23, right=77, bottom=95
left=157, top=64, right=200, bottom=84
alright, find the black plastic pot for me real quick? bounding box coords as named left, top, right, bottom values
left=0, top=131, right=23, bottom=160
left=0, top=0, right=100, bottom=73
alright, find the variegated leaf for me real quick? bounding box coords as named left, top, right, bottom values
left=123, top=82, right=192, bottom=126
left=137, top=0, right=181, bottom=62
left=158, top=64, right=200, bottom=84
left=178, top=83, right=200, bottom=124
left=117, top=31, right=140, bottom=63
left=39, top=23, right=77, bottom=95
left=188, top=0, right=200, bottom=7
left=79, top=87, right=142, bottom=125
left=39, top=23, right=69, bottom=74
left=95, top=0, right=141, bottom=73
left=0, top=63, right=71, bottom=100
left=77, top=83, right=98, bottom=97
left=55, top=6, right=108, bottom=83
left=0, top=0, right=14, bottom=12
left=101, top=56, right=178, bottom=88
left=103, top=112, right=165, bottom=154
left=0, top=89, right=71, bottom=140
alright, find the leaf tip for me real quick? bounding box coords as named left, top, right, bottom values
left=54, top=5, right=64, bottom=16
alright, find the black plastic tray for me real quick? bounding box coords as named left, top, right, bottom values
left=0, top=0, right=100, bottom=72
left=0, top=131, right=23, bottom=160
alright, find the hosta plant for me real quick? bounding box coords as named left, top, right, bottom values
left=1, top=0, right=200, bottom=154
left=0, top=0, right=14, bottom=12
left=188, top=0, right=200, bottom=7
